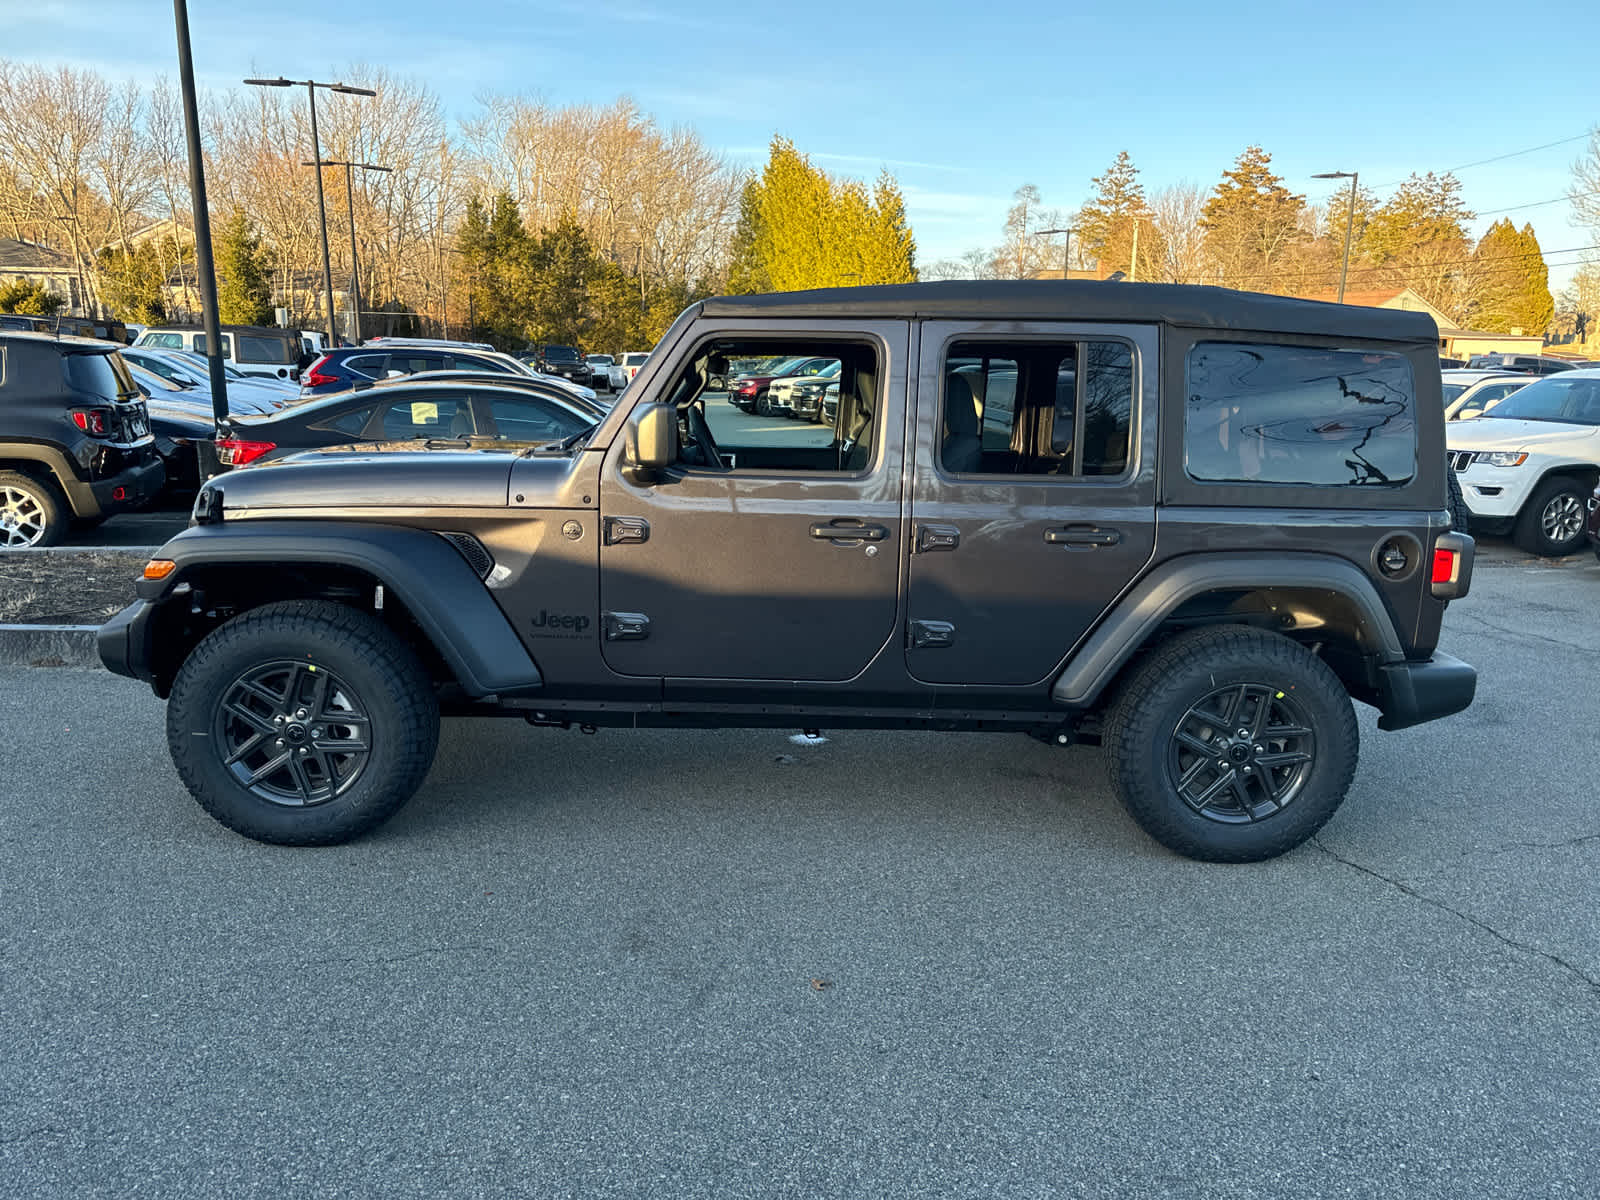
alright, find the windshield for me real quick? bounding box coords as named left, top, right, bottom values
left=543, top=345, right=580, bottom=361
left=1442, top=384, right=1467, bottom=405
left=1484, top=376, right=1600, bottom=425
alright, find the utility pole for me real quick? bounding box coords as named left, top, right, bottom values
left=245, top=76, right=377, bottom=345
left=171, top=0, right=228, bottom=443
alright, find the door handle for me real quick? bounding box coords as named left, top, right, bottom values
left=810, top=520, right=889, bottom=542
left=1044, top=525, right=1122, bottom=547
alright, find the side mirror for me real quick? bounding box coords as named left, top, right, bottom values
left=623, top=403, right=677, bottom=480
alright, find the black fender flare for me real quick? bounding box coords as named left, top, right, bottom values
left=0, top=441, right=95, bottom=516
left=140, top=521, right=542, bottom=697
left=1051, top=552, right=1404, bottom=706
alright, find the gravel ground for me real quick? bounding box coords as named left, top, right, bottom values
left=0, top=550, right=146, bottom=624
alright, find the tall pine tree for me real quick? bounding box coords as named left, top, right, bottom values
left=214, top=210, right=274, bottom=326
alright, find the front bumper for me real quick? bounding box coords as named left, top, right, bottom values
left=98, top=598, right=158, bottom=685
left=1451, top=460, right=1534, bottom=522
left=1374, top=651, right=1477, bottom=731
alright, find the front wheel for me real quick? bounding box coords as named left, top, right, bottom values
left=1104, top=626, right=1359, bottom=862
left=166, top=599, right=440, bottom=845
left=1514, top=475, right=1588, bottom=557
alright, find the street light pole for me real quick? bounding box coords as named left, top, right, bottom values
left=1035, top=227, right=1073, bottom=279
left=304, top=159, right=391, bottom=346
left=245, top=76, right=377, bottom=346
left=1313, top=170, right=1359, bottom=303
left=172, top=0, right=228, bottom=440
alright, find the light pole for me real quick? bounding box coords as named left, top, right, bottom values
left=303, top=159, right=391, bottom=345
left=1313, top=170, right=1359, bottom=303
left=172, top=0, right=228, bottom=444
left=1034, top=227, right=1073, bottom=279
left=244, top=76, right=376, bottom=346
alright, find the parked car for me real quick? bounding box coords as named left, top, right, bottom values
left=727, top=355, right=837, bottom=414
left=0, top=332, right=162, bottom=547
left=102, top=281, right=1474, bottom=861
left=53, top=315, right=130, bottom=343
left=136, top=325, right=302, bottom=382
left=586, top=354, right=628, bottom=391
left=214, top=377, right=597, bottom=467
left=299, top=345, right=535, bottom=396
left=404, top=371, right=609, bottom=420
left=1440, top=370, right=1530, bottom=422
left=617, top=351, right=649, bottom=383
left=1464, top=354, right=1576, bottom=375
left=534, top=344, right=592, bottom=387
left=768, top=360, right=841, bottom=418
left=0, top=314, right=51, bottom=333
left=143, top=399, right=214, bottom=499
left=366, top=336, right=496, bottom=353
left=1447, top=369, right=1600, bottom=554
left=122, top=347, right=288, bottom=415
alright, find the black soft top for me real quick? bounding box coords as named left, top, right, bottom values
left=698, top=281, right=1439, bottom=344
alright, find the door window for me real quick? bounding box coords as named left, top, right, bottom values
left=681, top=339, right=880, bottom=472
left=941, top=339, right=1132, bottom=476
left=485, top=395, right=590, bottom=442
left=194, top=333, right=233, bottom=359
left=379, top=395, right=470, bottom=439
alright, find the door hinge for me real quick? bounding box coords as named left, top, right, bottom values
left=603, top=611, right=650, bottom=641
left=604, top=516, right=650, bottom=545
left=915, top=523, right=961, bottom=553
left=908, top=619, right=956, bottom=649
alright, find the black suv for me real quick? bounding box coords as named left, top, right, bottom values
left=100, top=282, right=1475, bottom=861
left=534, top=344, right=592, bottom=387
left=1, top=332, right=163, bottom=547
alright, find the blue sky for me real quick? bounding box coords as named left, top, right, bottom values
left=13, top=0, right=1596, bottom=287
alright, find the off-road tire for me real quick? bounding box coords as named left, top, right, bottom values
left=1513, top=475, right=1588, bottom=557
left=166, top=599, right=439, bottom=845
left=0, top=469, right=67, bottom=549
left=1446, top=465, right=1471, bottom=532
left=1104, top=625, right=1359, bottom=863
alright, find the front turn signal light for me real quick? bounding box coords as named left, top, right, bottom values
left=143, top=559, right=177, bottom=581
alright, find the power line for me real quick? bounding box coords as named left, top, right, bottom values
left=1368, top=131, right=1594, bottom=189
left=1476, top=189, right=1600, bottom=217
left=1227, top=242, right=1600, bottom=289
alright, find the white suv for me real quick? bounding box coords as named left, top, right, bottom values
left=1447, top=368, right=1600, bottom=556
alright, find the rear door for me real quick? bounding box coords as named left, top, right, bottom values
left=905, top=320, right=1159, bottom=686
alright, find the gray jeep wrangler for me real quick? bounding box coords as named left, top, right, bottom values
left=100, top=282, right=1476, bottom=861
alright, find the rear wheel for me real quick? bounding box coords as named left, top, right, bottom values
left=0, top=470, right=67, bottom=549
left=1104, top=625, right=1359, bottom=862
left=166, top=599, right=439, bottom=845
left=1513, top=475, right=1588, bottom=557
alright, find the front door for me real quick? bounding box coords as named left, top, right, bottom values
left=905, top=320, right=1159, bottom=686
left=599, top=320, right=908, bottom=682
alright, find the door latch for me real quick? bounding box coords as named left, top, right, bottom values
left=908, top=619, right=956, bottom=649
left=1043, top=525, right=1122, bottom=548
left=604, top=516, right=650, bottom=545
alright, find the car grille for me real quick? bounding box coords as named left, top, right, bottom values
left=1448, top=451, right=1476, bottom=472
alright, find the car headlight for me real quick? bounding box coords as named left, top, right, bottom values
left=1477, top=451, right=1528, bottom=467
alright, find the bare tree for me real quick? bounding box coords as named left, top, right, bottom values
left=1148, top=182, right=1209, bottom=283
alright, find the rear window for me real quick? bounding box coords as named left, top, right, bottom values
left=1185, top=342, right=1417, bottom=487
left=236, top=334, right=295, bottom=364
left=63, top=351, right=137, bottom=400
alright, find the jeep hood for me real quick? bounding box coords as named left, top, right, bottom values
left=1446, top=418, right=1599, bottom=452
left=219, top=444, right=577, bottom=510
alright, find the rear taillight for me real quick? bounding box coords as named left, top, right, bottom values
left=302, top=355, right=338, bottom=388
left=216, top=438, right=276, bottom=466
left=70, top=408, right=109, bottom=435
left=1430, top=547, right=1459, bottom=586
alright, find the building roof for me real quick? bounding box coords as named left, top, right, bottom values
left=0, top=238, right=75, bottom=274
left=699, top=281, right=1440, bottom=344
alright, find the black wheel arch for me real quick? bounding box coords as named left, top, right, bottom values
left=134, top=521, right=543, bottom=699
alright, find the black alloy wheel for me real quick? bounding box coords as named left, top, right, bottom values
left=214, top=659, right=372, bottom=806
left=1166, top=683, right=1316, bottom=824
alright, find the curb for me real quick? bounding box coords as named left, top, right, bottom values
left=0, top=624, right=101, bottom=669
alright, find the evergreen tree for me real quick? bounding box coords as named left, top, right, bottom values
left=0, top=279, right=64, bottom=316
left=97, top=240, right=176, bottom=324
left=1076, top=151, right=1157, bottom=278
left=1356, top=172, right=1473, bottom=315
left=725, top=177, right=771, bottom=296
left=529, top=211, right=593, bottom=345
left=1469, top=219, right=1554, bottom=334
left=214, top=210, right=274, bottom=326
left=1200, top=146, right=1305, bottom=289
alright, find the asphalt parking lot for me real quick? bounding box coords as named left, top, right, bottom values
left=2, top=550, right=1597, bottom=1198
